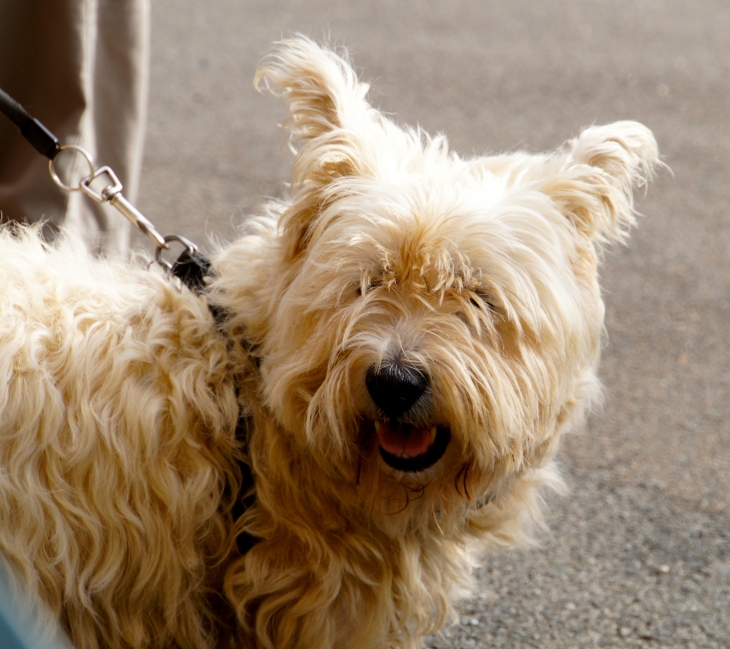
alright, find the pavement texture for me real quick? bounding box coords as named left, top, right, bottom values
left=139, top=1, right=730, bottom=647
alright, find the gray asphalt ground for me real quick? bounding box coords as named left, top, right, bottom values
left=139, top=1, right=730, bottom=647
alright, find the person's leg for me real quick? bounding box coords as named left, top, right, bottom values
left=0, top=0, right=150, bottom=257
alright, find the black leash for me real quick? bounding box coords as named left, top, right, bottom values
left=0, top=87, right=60, bottom=159
left=0, top=86, right=213, bottom=297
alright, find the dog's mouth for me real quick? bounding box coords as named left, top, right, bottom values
left=374, top=420, right=451, bottom=473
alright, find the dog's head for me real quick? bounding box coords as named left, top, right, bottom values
left=230, top=38, right=658, bottom=531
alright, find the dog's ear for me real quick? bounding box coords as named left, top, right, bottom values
left=255, top=37, right=380, bottom=258
left=255, top=36, right=375, bottom=187
left=544, top=121, right=660, bottom=244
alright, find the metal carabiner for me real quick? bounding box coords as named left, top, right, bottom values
left=154, top=234, right=199, bottom=272
left=79, top=165, right=168, bottom=250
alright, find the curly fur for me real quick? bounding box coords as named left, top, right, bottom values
left=0, top=38, right=659, bottom=649
left=0, top=226, right=242, bottom=648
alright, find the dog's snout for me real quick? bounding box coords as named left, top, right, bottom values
left=366, top=365, right=428, bottom=419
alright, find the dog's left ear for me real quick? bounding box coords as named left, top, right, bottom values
left=544, top=121, right=660, bottom=244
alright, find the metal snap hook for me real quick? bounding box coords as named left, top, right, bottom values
left=154, top=234, right=199, bottom=272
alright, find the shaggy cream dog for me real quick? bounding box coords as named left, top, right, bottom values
left=0, top=38, right=658, bottom=649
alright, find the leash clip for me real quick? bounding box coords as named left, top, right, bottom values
left=154, top=234, right=198, bottom=272
left=1, top=88, right=213, bottom=294
left=79, top=165, right=168, bottom=250
left=154, top=234, right=216, bottom=297
left=48, top=144, right=168, bottom=251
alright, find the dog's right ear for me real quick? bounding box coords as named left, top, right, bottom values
left=255, top=36, right=375, bottom=188
left=255, top=37, right=380, bottom=259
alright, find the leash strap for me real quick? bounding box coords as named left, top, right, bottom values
left=0, top=85, right=215, bottom=296
left=0, top=87, right=60, bottom=159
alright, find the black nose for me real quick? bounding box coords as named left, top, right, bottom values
left=366, top=364, right=428, bottom=419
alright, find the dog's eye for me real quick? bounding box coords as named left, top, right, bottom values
left=470, top=292, right=496, bottom=312
left=357, top=279, right=369, bottom=296
left=357, top=278, right=381, bottom=296
left=357, top=283, right=372, bottom=296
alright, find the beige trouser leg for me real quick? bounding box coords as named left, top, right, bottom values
left=0, top=0, right=150, bottom=257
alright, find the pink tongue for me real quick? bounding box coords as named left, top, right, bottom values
left=376, top=422, right=433, bottom=457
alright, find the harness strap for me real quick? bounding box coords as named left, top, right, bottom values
left=168, top=246, right=230, bottom=327
left=170, top=247, right=211, bottom=293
